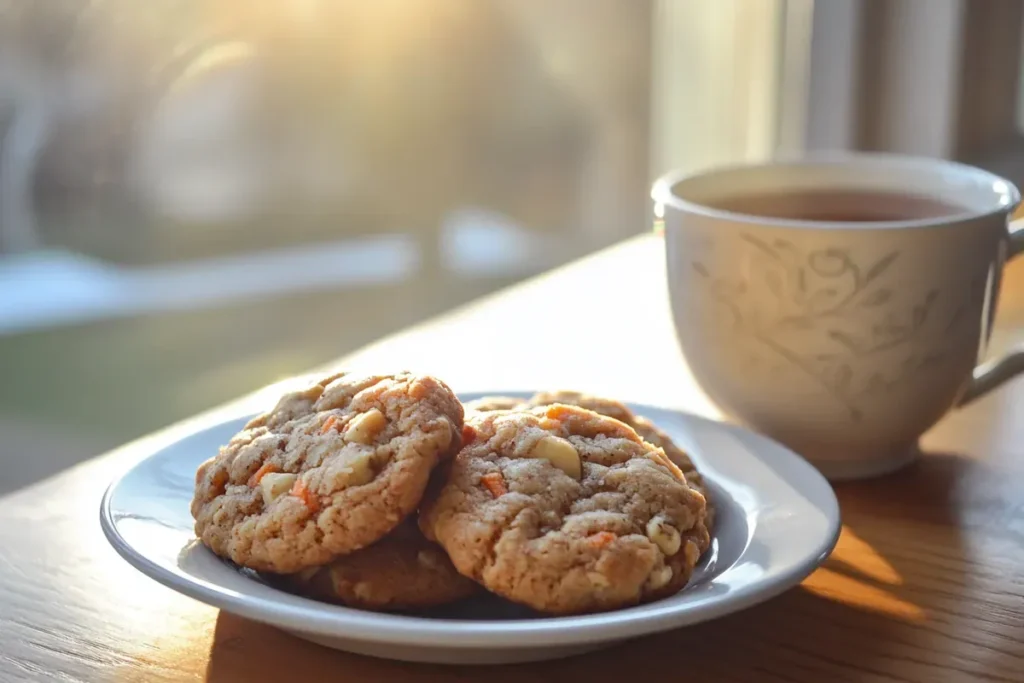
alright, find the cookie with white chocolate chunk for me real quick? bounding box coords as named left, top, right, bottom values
left=466, top=391, right=714, bottom=527
left=419, top=404, right=710, bottom=615
left=191, top=371, right=464, bottom=573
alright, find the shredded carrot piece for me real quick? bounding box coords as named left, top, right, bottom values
left=461, top=425, right=477, bottom=446
left=588, top=531, right=616, bottom=549
left=290, top=478, right=319, bottom=511
left=320, top=416, right=339, bottom=434
left=544, top=405, right=574, bottom=421
left=481, top=472, right=508, bottom=498
left=538, top=417, right=560, bottom=431
left=408, top=378, right=430, bottom=399
left=209, top=469, right=229, bottom=495
left=248, top=462, right=281, bottom=487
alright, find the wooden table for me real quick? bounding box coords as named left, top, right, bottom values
left=3, top=234, right=1024, bottom=683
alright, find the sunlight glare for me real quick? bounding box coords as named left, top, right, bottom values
left=804, top=566, right=925, bottom=622
left=831, top=526, right=903, bottom=586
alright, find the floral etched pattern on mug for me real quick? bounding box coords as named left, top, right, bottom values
left=693, top=234, right=981, bottom=421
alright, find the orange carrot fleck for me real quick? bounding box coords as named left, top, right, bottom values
left=481, top=472, right=508, bottom=498
left=544, top=405, right=574, bottom=421
left=538, top=417, right=560, bottom=431
left=248, top=462, right=281, bottom=487
left=290, top=478, right=319, bottom=511
left=320, top=416, right=339, bottom=434
left=408, top=378, right=431, bottom=399
left=209, top=469, right=229, bottom=495
left=461, top=425, right=477, bottom=446
left=588, top=531, right=616, bottom=549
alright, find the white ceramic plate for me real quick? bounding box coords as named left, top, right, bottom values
left=100, top=392, right=841, bottom=665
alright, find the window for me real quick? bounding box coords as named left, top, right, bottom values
left=795, top=0, right=1024, bottom=186
left=650, top=0, right=787, bottom=179
left=0, top=0, right=791, bottom=490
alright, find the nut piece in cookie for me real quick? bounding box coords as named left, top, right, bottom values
left=420, top=404, right=710, bottom=615
left=527, top=391, right=634, bottom=424
left=277, top=520, right=480, bottom=611
left=529, top=391, right=712, bottom=527
left=191, top=372, right=464, bottom=573
left=525, top=391, right=702, bottom=487
left=473, top=390, right=714, bottom=527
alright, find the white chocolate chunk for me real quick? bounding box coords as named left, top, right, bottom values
left=646, top=515, right=682, bottom=556
left=344, top=408, right=387, bottom=445
left=528, top=435, right=582, bottom=479
left=335, top=450, right=376, bottom=489
left=646, top=565, right=674, bottom=590
left=684, top=539, right=702, bottom=566
left=260, top=472, right=297, bottom=506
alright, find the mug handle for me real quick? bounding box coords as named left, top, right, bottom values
left=957, top=217, right=1024, bottom=406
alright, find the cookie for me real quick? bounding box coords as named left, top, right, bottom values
left=469, top=391, right=713, bottom=525
left=419, top=405, right=710, bottom=614
left=278, top=520, right=480, bottom=611
left=191, top=372, right=464, bottom=573
left=464, top=396, right=526, bottom=413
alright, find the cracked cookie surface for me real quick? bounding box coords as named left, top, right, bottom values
left=191, top=372, right=463, bottom=573
left=466, top=391, right=713, bottom=525
left=420, top=405, right=709, bottom=615
left=277, top=520, right=480, bottom=611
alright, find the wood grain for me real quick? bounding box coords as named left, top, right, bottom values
left=3, top=234, right=1024, bottom=682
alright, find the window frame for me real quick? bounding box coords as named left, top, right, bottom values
left=794, top=0, right=1024, bottom=187
left=649, top=0, right=787, bottom=181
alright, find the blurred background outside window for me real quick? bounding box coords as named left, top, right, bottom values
left=1, top=0, right=1019, bottom=492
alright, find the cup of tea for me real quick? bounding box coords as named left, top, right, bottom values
left=653, top=153, right=1024, bottom=480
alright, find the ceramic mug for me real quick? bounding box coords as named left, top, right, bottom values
left=653, top=153, right=1024, bottom=480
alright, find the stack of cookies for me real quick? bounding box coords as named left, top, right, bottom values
left=191, top=373, right=713, bottom=616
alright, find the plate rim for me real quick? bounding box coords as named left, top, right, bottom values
left=100, top=392, right=841, bottom=649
